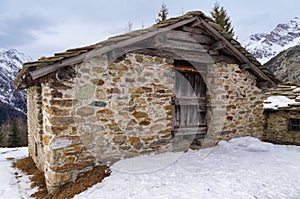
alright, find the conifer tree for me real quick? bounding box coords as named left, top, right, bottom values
left=8, top=120, right=21, bottom=147
left=211, top=2, right=234, bottom=37
left=156, top=1, right=168, bottom=23
left=0, top=129, right=3, bottom=147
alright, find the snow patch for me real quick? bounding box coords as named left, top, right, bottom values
left=0, top=147, right=36, bottom=199
left=112, top=152, right=183, bottom=173
left=264, top=95, right=299, bottom=109
left=293, top=88, right=300, bottom=93
left=74, top=137, right=300, bottom=199
left=1, top=138, right=300, bottom=199
left=225, top=137, right=273, bottom=152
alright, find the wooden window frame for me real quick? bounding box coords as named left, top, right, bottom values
left=288, top=118, right=300, bottom=132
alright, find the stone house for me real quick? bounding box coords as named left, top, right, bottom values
left=264, top=85, right=300, bottom=145
left=14, top=11, right=278, bottom=193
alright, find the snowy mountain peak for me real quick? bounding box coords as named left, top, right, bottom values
left=0, top=47, right=31, bottom=115
left=0, top=48, right=31, bottom=76
left=242, top=17, right=300, bottom=64
left=276, top=17, right=300, bottom=31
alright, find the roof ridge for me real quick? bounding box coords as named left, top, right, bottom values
left=14, top=10, right=278, bottom=90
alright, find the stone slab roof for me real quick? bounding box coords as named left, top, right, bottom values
left=14, top=11, right=278, bottom=90
left=264, top=84, right=300, bottom=111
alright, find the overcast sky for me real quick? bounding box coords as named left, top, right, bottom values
left=0, top=0, right=299, bottom=59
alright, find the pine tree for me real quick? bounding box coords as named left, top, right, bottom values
left=211, top=2, right=234, bottom=37
left=156, top=1, right=168, bottom=23
left=0, top=129, right=3, bottom=147
left=8, top=120, right=21, bottom=147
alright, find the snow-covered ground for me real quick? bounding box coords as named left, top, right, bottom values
left=1, top=137, right=300, bottom=199
left=0, top=147, right=36, bottom=199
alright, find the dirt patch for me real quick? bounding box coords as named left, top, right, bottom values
left=14, top=156, right=111, bottom=199
left=13, top=156, right=46, bottom=189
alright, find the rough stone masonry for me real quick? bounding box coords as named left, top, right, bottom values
left=27, top=53, right=265, bottom=193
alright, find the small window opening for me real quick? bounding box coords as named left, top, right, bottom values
left=288, top=118, right=300, bottom=132
left=35, top=142, right=38, bottom=156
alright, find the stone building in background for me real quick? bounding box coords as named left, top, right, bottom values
left=264, top=85, right=300, bottom=145
left=14, top=11, right=278, bottom=193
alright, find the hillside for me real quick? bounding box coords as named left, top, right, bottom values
left=264, top=45, right=300, bottom=85
left=0, top=48, right=31, bottom=124
left=0, top=101, right=26, bottom=126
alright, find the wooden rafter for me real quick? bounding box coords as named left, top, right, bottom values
left=29, top=17, right=198, bottom=80
left=195, top=17, right=277, bottom=87
left=211, top=40, right=226, bottom=51
left=20, top=13, right=277, bottom=90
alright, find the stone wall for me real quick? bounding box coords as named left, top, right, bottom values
left=205, top=63, right=264, bottom=142
left=27, top=86, right=44, bottom=170
left=29, top=54, right=267, bottom=193
left=39, top=53, right=175, bottom=192
left=264, top=110, right=300, bottom=145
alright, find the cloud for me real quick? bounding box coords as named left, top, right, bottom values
left=1, top=0, right=299, bottom=59
left=0, top=14, right=53, bottom=47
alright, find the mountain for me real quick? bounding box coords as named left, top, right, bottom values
left=0, top=47, right=31, bottom=125
left=242, top=17, right=300, bottom=64
left=264, top=45, right=300, bottom=85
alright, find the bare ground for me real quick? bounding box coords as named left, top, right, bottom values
left=14, top=157, right=110, bottom=199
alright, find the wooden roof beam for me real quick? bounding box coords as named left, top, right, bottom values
left=211, top=40, right=226, bottom=51
left=240, top=64, right=251, bottom=70
left=29, top=17, right=199, bottom=80
left=182, top=26, right=203, bottom=34
left=195, top=17, right=277, bottom=87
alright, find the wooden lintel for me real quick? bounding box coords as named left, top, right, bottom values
left=173, top=60, right=208, bottom=73
left=174, top=66, right=207, bottom=74
left=211, top=40, right=226, bottom=51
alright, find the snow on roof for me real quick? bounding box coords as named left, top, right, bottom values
left=264, top=85, right=300, bottom=110
left=293, top=87, right=300, bottom=93
left=264, top=96, right=299, bottom=109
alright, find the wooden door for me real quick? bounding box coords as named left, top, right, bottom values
left=172, top=70, right=207, bottom=139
